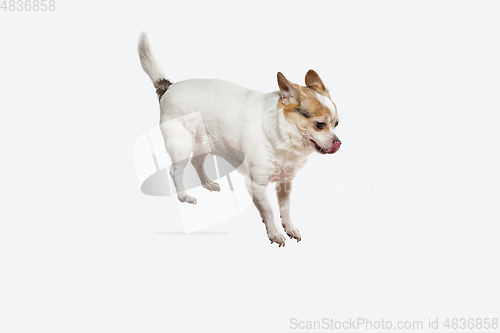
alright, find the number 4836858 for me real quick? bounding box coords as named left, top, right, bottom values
left=1, top=0, right=55, bottom=11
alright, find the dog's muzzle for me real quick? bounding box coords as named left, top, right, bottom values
left=312, top=136, right=341, bottom=154
left=325, top=140, right=341, bottom=154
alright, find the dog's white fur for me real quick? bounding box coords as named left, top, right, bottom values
left=138, top=33, right=340, bottom=246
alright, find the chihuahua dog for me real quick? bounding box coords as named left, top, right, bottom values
left=138, top=33, right=341, bottom=247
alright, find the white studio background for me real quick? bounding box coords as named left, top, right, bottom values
left=1, top=1, right=499, bottom=332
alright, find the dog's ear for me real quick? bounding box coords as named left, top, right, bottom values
left=277, top=72, right=300, bottom=105
left=305, top=69, right=327, bottom=93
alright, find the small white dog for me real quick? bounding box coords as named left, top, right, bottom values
left=138, top=33, right=341, bottom=247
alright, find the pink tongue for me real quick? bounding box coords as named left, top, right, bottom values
left=326, top=141, right=341, bottom=154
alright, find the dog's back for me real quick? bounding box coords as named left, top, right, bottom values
left=159, top=79, right=278, bottom=149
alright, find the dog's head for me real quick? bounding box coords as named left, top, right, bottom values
left=277, top=70, right=341, bottom=154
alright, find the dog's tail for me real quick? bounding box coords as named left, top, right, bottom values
left=138, top=32, right=172, bottom=101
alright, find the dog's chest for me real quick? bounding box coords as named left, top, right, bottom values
left=268, top=151, right=308, bottom=182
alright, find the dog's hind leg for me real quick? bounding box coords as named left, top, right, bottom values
left=160, top=120, right=197, bottom=204
left=191, top=145, right=220, bottom=192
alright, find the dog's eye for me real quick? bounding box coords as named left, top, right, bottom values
left=316, top=122, right=326, bottom=130
left=335, top=121, right=339, bottom=128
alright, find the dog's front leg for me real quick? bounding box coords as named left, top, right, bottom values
left=249, top=182, right=286, bottom=247
left=276, top=181, right=301, bottom=242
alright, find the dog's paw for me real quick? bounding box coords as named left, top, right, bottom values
left=283, top=224, right=301, bottom=242
left=268, top=230, right=286, bottom=247
left=202, top=181, right=220, bottom=192
left=178, top=194, right=197, bottom=205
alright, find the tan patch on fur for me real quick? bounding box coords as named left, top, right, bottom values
left=279, top=85, right=333, bottom=114
left=278, top=98, right=300, bottom=114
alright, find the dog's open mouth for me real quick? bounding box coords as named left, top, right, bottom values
left=310, top=139, right=341, bottom=154
left=311, top=139, right=327, bottom=154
